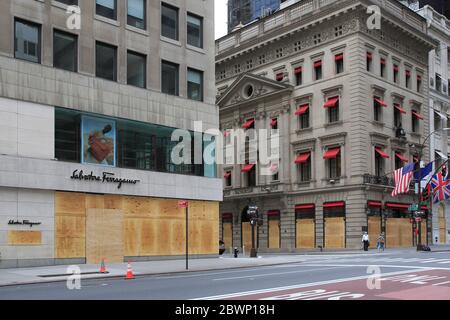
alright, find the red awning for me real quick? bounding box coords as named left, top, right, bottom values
left=314, top=61, right=322, bottom=68
left=395, top=153, right=408, bottom=162
left=386, top=203, right=410, bottom=209
left=224, top=130, right=231, bottom=137
left=323, top=201, right=345, bottom=208
left=374, top=98, right=387, bottom=107
left=294, top=66, right=303, bottom=74
left=394, top=104, right=406, bottom=114
left=367, top=52, right=373, bottom=59
left=380, top=58, right=386, bottom=65
left=295, top=152, right=311, bottom=164
left=406, top=70, right=411, bottom=77
left=222, top=213, right=233, bottom=219
left=224, top=171, right=231, bottom=179
left=323, top=147, right=340, bottom=159
left=270, top=118, right=278, bottom=128
left=270, top=163, right=278, bottom=173
left=375, top=147, right=390, bottom=159
left=276, top=73, right=284, bottom=81
left=335, top=54, right=344, bottom=61
left=368, top=201, right=382, bottom=208
left=412, top=111, right=424, bottom=120
left=295, top=204, right=315, bottom=210
left=394, top=65, right=399, bottom=72
left=295, top=104, right=309, bottom=115
left=323, top=97, right=339, bottom=108
left=267, top=210, right=280, bottom=217
left=241, top=164, right=255, bottom=172
left=241, top=119, right=255, bottom=129
left=417, top=75, right=422, bottom=80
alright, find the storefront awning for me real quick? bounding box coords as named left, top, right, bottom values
left=386, top=203, right=410, bottom=209
left=295, top=204, right=315, bottom=210
left=394, top=104, right=406, bottom=114
left=374, top=98, right=387, bottom=107
left=375, top=147, right=390, bottom=159
left=367, top=201, right=382, bottom=208
left=241, top=119, right=254, bottom=129
left=323, top=97, right=339, bottom=108
left=241, top=164, right=255, bottom=172
left=295, top=104, right=309, bottom=116
left=267, top=210, right=280, bottom=217
left=323, top=147, right=340, bottom=159
left=323, top=201, right=345, bottom=208
left=380, top=58, right=386, bottom=65
left=295, top=152, right=311, bottom=164
left=222, top=213, right=233, bottom=220
left=395, top=153, right=408, bottom=162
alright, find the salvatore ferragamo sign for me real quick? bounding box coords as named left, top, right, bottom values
left=70, top=169, right=140, bottom=189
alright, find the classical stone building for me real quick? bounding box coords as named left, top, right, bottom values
left=215, top=0, right=436, bottom=253
left=0, top=0, right=221, bottom=268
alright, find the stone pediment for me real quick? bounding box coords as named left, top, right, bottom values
left=217, top=73, right=293, bottom=108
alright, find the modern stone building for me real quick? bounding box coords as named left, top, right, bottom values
left=0, top=0, right=221, bottom=268
left=216, top=0, right=436, bottom=253
left=416, top=4, right=450, bottom=244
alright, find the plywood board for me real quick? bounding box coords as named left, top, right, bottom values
left=8, top=231, right=42, bottom=245
left=242, top=222, right=254, bottom=252
left=368, top=216, right=381, bottom=248
left=419, top=220, right=427, bottom=244
left=439, top=215, right=446, bottom=244
left=386, top=218, right=412, bottom=248
left=268, top=220, right=280, bottom=249
left=223, top=222, right=233, bottom=250
left=324, top=217, right=345, bottom=248
left=296, top=219, right=315, bottom=249
left=55, top=192, right=85, bottom=215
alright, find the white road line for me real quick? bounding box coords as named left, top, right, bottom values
left=193, top=268, right=431, bottom=300
left=299, top=264, right=449, bottom=269
left=437, top=260, right=450, bottom=264
left=420, top=259, right=450, bottom=264
left=211, top=266, right=346, bottom=281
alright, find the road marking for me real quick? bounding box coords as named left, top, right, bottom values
left=420, top=259, right=450, bottom=264
left=300, top=263, right=450, bottom=270
left=193, top=268, right=431, bottom=300
left=212, top=266, right=346, bottom=281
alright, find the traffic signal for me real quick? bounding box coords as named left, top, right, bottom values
left=442, top=164, right=447, bottom=178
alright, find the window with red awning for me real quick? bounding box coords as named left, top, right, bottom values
left=224, top=171, right=231, bottom=179
left=241, top=164, right=255, bottom=172
left=374, top=97, right=387, bottom=107
left=314, top=60, right=322, bottom=68
left=412, top=111, right=424, bottom=120
left=375, top=147, right=389, bottom=158
left=335, top=54, right=344, bottom=61
left=367, top=52, right=373, bottom=60
left=241, top=118, right=255, bottom=129
left=393, top=65, right=399, bottom=72
left=276, top=73, right=284, bottom=81
left=323, top=201, right=345, bottom=208
left=367, top=201, right=382, bottom=208
left=295, top=152, right=311, bottom=164
left=380, top=58, right=386, bottom=65
left=267, top=210, right=280, bottom=217
left=295, top=104, right=309, bottom=115
left=395, top=153, right=408, bottom=162
left=394, top=103, right=406, bottom=114
left=294, top=66, right=302, bottom=74
left=323, top=97, right=339, bottom=108
left=385, top=203, right=410, bottom=209
left=406, top=70, right=411, bottom=77
left=270, top=118, right=278, bottom=128
left=323, top=147, right=340, bottom=159
left=295, top=204, right=315, bottom=210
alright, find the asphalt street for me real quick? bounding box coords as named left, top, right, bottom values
left=1, top=250, right=449, bottom=300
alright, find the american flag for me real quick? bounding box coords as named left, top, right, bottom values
left=431, top=172, right=450, bottom=203
left=391, top=163, right=414, bottom=197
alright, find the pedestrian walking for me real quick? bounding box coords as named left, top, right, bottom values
left=362, top=232, right=370, bottom=251
left=377, top=232, right=385, bottom=252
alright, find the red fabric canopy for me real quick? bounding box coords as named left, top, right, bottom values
left=267, top=210, right=280, bottom=217
left=222, top=213, right=233, bottom=219
left=241, top=164, right=255, bottom=172
left=380, top=58, right=386, bottom=65
left=412, top=111, right=424, bottom=120
left=294, top=66, right=303, bottom=74
left=295, top=104, right=309, bottom=115
left=323, top=201, right=345, bottom=208
left=417, top=75, right=422, bottom=80
left=224, top=171, right=231, bottom=178
left=295, top=204, right=315, bottom=210
left=270, top=163, right=279, bottom=173
left=323, top=147, right=340, bottom=159
left=406, top=70, right=411, bottom=77
left=295, top=152, right=311, bottom=164
left=323, top=97, right=339, bottom=108
left=276, top=73, right=284, bottom=81
left=241, top=119, right=255, bottom=129
left=374, top=98, right=387, bottom=107
left=395, top=153, right=408, bottom=162
left=314, top=61, right=322, bottom=68
left=367, top=201, right=382, bottom=208
left=335, top=54, right=344, bottom=61
left=386, top=203, right=410, bottom=209
left=270, top=118, right=278, bottom=128
left=393, top=65, right=399, bottom=72
left=367, top=52, right=373, bottom=59
left=394, top=104, right=406, bottom=114
left=375, top=147, right=390, bottom=158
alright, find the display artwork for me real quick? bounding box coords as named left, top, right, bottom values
left=81, top=116, right=116, bottom=166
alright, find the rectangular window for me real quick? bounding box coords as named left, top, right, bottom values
left=57, top=0, right=78, bottom=5
left=246, top=166, right=256, bottom=187
left=161, top=3, right=179, bottom=40
left=393, top=64, right=399, bottom=83
left=434, top=112, right=442, bottom=130
left=161, top=60, right=179, bottom=96
left=299, top=157, right=311, bottom=182
left=187, top=13, right=203, bottom=48
left=96, top=0, right=117, bottom=20
left=380, top=58, right=386, bottom=78
left=394, top=104, right=402, bottom=128
left=405, top=70, right=411, bottom=88
left=187, top=68, right=203, bottom=101
left=375, top=152, right=384, bottom=177
left=96, top=42, right=117, bottom=81
left=225, top=171, right=232, bottom=187
left=367, top=52, right=373, bottom=72
left=436, top=74, right=442, bottom=92
left=328, top=154, right=341, bottom=178
left=412, top=113, right=419, bottom=133
left=128, top=0, right=146, bottom=30
left=395, top=153, right=404, bottom=170
left=14, top=19, right=41, bottom=63
left=55, top=108, right=81, bottom=163
left=295, top=67, right=302, bottom=86
left=417, top=75, right=422, bottom=93
left=314, top=61, right=322, bottom=80
left=328, top=104, right=339, bottom=123
left=335, top=54, right=344, bottom=74
left=374, top=99, right=381, bottom=122
left=127, top=51, right=146, bottom=88
left=300, top=110, right=309, bottom=129
left=53, top=30, right=77, bottom=72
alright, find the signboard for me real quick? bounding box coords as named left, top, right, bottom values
left=81, top=115, right=116, bottom=167
left=408, top=204, right=418, bottom=212
left=70, top=169, right=140, bottom=189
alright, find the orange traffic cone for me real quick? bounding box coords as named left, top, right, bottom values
left=125, top=261, right=135, bottom=280
left=99, top=258, right=108, bottom=273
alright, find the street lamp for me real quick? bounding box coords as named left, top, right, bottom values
left=247, top=205, right=259, bottom=258
left=411, top=127, right=450, bottom=250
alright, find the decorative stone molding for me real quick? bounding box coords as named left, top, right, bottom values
left=319, top=132, right=347, bottom=148
left=369, top=132, right=390, bottom=147
left=291, top=138, right=316, bottom=152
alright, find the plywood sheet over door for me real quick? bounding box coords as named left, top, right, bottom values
left=439, top=206, right=446, bottom=244
left=242, top=222, right=254, bottom=253
left=386, top=218, right=412, bottom=247
left=324, top=217, right=345, bottom=248
left=368, top=216, right=381, bottom=248
left=86, top=208, right=123, bottom=264
left=268, top=219, right=280, bottom=249
left=296, top=219, right=315, bottom=249
left=222, top=222, right=233, bottom=250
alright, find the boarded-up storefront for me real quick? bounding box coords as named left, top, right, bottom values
left=367, top=201, right=382, bottom=248
left=439, top=205, right=446, bottom=244
left=295, top=204, right=315, bottom=249
left=267, top=210, right=280, bottom=249
left=385, top=203, right=412, bottom=248
left=323, top=202, right=345, bottom=249
left=55, top=192, right=219, bottom=263
left=222, top=213, right=233, bottom=251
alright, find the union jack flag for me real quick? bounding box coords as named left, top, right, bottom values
left=431, top=172, right=450, bottom=204
left=391, top=163, right=414, bottom=197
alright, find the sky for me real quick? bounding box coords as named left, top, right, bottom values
left=215, top=0, right=228, bottom=39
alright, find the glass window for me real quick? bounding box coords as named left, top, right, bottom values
left=53, top=30, right=77, bottom=72
left=394, top=106, right=402, bottom=128
left=14, top=19, right=41, bottom=63
left=299, top=110, right=309, bottom=129
left=96, top=42, right=117, bottom=81
left=295, top=71, right=302, bottom=86
left=55, top=108, right=81, bottom=163
left=128, top=0, right=146, bottom=29
left=187, top=68, right=203, bottom=101
left=127, top=51, right=146, bottom=88
left=328, top=105, right=339, bottom=123
left=412, top=113, right=419, bottom=133
left=328, top=154, right=341, bottom=178
left=96, top=0, right=117, bottom=20
left=375, top=151, right=384, bottom=177
left=299, top=158, right=311, bottom=182
left=335, top=54, right=344, bottom=74
left=187, top=13, right=203, bottom=48
left=57, top=0, right=78, bottom=5
left=161, top=3, right=179, bottom=40
left=161, top=60, right=179, bottom=96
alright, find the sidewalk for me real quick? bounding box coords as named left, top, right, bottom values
left=0, top=245, right=449, bottom=287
